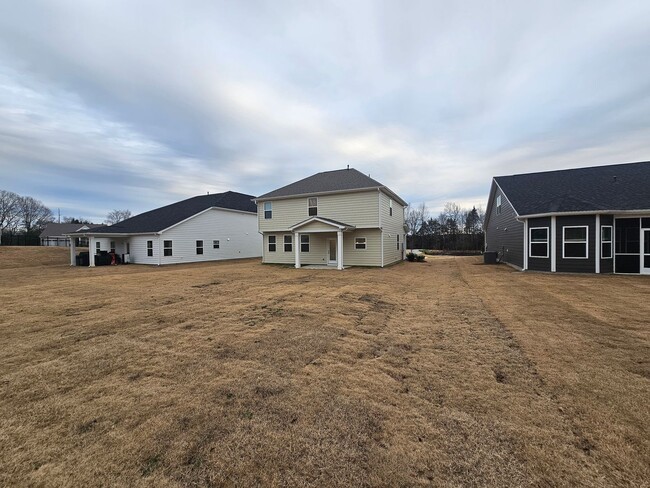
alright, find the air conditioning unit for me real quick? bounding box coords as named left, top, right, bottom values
left=123, top=254, right=131, bottom=264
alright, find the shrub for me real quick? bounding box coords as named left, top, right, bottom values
left=406, top=252, right=417, bottom=262
left=416, top=254, right=426, bottom=262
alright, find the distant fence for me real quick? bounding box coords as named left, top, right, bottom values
left=408, top=233, right=484, bottom=252
left=1, top=233, right=41, bottom=246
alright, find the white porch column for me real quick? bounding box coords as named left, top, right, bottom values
left=523, top=219, right=528, bottom=271
left=70, top=237, right=76, bottom=266
left=595, top=214, right=600, bottom=273
left=294, top=232, right=301, bottom=268
left=88, top=236, right=96, bottom=267
left=551, top=216, right=557, bottom=272
left=337, top=230, right=343, bottom=270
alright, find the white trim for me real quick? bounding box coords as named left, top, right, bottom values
left=264, top=201, right=272, bottom=220
left=337, top=230, right=344, bottom=270
left=354, top=236, right=367, bottom=250
left=642, top=228, right=650, bottom=275
left=523, top=219, right=528, bottom=270
left=562, top=225, right=589, bottom=259
left=283, top=234, right=293, bottom=253
left=551, top=216, right=557, bottom=272
left=381, top=230, right=384, bottom=267
left=327, top=237, right=338, bottom=265
left=289, top=216, right=353, bottom=231
left=308, top=197, right=318, bottom=216
left=484, top=179, right=520, bottom=231
left=300, top=234, right=310, bottom=253
left=520, top=209, right=650, bottom=219
left=595, top=215, right=600, bottom=272
left=159, top=206, right=256, bottom=234
left=294, top=232, right=300, bottom=268
left=267, top=234, right=277, bottom=253
left=528, top=227, right=549, bottom=258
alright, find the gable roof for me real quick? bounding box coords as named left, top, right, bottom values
left=289, top=216, right=355, bottom=231
left=70, top=191, right=257, bottom=235
left=493, top=161, right=650, bottom=217
left=256, top=168, right=408, bottom=205
left=39, top=223, right=101, bottom=238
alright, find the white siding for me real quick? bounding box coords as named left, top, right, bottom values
left=158, top=208, right=261, bottom=265
left=129, top=235, right=160, bottom=265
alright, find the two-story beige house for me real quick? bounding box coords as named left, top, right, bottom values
left=255, top=168, right=407, bottom=269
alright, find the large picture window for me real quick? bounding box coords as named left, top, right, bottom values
left=563, top=226, right=588, bottom=259
left=601, top=226, right=612, bottom=259
left=529, top=227, right=549, bottom=258
left=264, top=202, right=272, bottom=219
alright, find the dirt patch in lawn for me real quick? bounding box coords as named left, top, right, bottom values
left=0, top=254, right=648, bottom=487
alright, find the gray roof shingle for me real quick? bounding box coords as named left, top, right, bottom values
left=39, top=223, right=101, bottom=238
left=257, top=168, right=406, bottom=204
left=74, top=191, right=256, bottom=235
left=495, top=161, right=650, bottom=216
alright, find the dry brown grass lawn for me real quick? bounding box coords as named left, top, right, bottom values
left=0, top=247, right=648, bottom=487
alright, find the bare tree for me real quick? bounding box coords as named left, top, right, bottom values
left=63, top=216, right=93, bottom=225
left=18, top=196, right=53, bottom=233
left=0, top=190, right=21, bottom=237
left=105, top=209, right=132, bottom=225
left=405, top=202, right=429, bottom=235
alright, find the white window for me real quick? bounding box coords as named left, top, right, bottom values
left=264, top=202, right=272, bottom=219
left=268, top=235, right=276, bottom=252
left=496, top=195, right=502, bottom=216
left=355, top=237, right=367, bottom=250
left=529, top=227, right=549, bottom=258
left=396, top=234, right=400, bottom=250
left=126, top=242, right=130, bottom=254
left=163, top=240, right=173, bottom=256
left=110, top=240, right=116, bottom=253
left=308, top=197, right=317, bottom=216
left=563, top=226, right=588, bottom=259
left=147, top=240, right=153, bottom=257
left=389, top=199, right=393, bottom=216
left=601, top=226, right=612, bottom=259
left=213, top=240, right=220, bottom=249
left=283, top=235, right=292, bottom=252
left=196, top=240, right=203, bottom=255
left=96, top=241, right=101, bottom=253
left=300, top=234, right=310, bottom=252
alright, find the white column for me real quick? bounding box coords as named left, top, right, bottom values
left=70, top=237, right=76, bottom=266
left=523, top=219, right=528, bottom=271
left=595, top=214, right=600, bottom=273
left=337, top=230, right=343, bottom=270
left=294, top=232, right=301, bottom=268
left=89, top=236, right=95, bottom=267
left=551, top=216, right=557, bottom=272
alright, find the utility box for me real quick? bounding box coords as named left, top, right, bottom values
left=483, top=251, right=498, bottom=264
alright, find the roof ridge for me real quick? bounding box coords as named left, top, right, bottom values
left=496, top=160, right=650, bottom=179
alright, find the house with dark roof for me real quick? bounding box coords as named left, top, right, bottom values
left=255, top=168, right=407, bottom=269
left=484, top=161, right=650, bottom=274
left=67, top=191, right=261, bottom=266
left=40, top=223, right=101, bottom=247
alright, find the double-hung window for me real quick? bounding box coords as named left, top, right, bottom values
left=163, top=240, right=173, bottom=257
left=110, top=241, right=116, bottom=253
left=196, top=240, right=203, bottom=255
left=601, top=226, right=612, bottom=259
left=268, top=235, right=276, bottom=252
left=563, top=226, right=588, bottom=259
left=284, top=235, right=292, bottom=252
left=264, top=202, right=272, bottom=219
left=308, top=198, right=317, bottom=216
left=496, top=195, right=502, bottom=215
left=147, top=240, right=153, bottom=257
left=529, top=227, right=549, bottom=258
left=300, top=235, right=310, bottom=252
left=396, top=234, right=400, bottom=250
left=96, top=241, right=101, bottom=253
left=355, top=237, right=367, bottom=250
left=389, top=199, right=393, bottom=216
left=213, top=240, right=220, bottom=249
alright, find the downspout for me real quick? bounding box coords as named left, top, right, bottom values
left=378, top=189, right=384, bottom=267
left=523, top=219, right=528, bottom=271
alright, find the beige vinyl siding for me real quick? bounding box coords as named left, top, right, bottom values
left=344, top=229, right=382, bottom=266
left=293, top=220, right=343, bottom=233
left=263, top=232, right=328, bottom=265
left=379, top=191, right=406, bottom=265
left=258, top=190, right=379, bottom=231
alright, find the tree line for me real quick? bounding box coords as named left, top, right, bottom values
left=406, top=202, right=485, bottom=252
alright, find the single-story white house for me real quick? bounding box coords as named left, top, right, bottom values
left=67, top=191, right=262, bottom=266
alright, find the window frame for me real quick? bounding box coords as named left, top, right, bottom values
left=389, top=199, right=393, bottom=216
left=268, top=235, right=276, bottom=252
left=196, top=240, right=203, bottom=255
left=354, top=237, right=367, bottom=250
left=528, top=227, right=549, bottom=258
left=110, top=240, right=116, bottom=253
left=562, top=225, right=589, bottom=259
left=126, top=242, right=130, bottom=254
left=264, top=202, right=272, bottom=219
left=300, top=234, right=310, bottom=252
left=283, top=234, right=292, bottom=252
left=308, top=197, right=317, bottom=217
left=396, top=234, right=400, bottom=250
left=213, top=239, right=220, bottom=249
left=163, top=240, right=173, bottom=257
left=96, top=241, right=101, bottom=253
left=496, top=195, right=502, bottom=216
left=601, top=225, right=612, bottom=259
left=147, top=240, right=153, bottom=257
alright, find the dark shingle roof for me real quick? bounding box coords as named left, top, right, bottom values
left=495, top=161, right=650, bottom=216
left=257, top=168, right=406, bottom=204
left=39, top=223, right=101, bottom=238
left=78, top=191, right=256, bottom=234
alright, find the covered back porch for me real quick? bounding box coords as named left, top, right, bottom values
left=289, top=217, right=355, bottom=270
left=67, top=233, right=132, bottom=266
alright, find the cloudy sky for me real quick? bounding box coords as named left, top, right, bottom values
left=1, top=1, right=648, bottom=222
